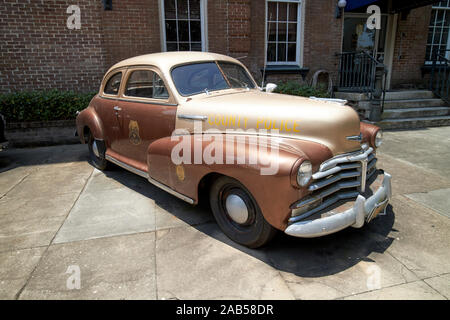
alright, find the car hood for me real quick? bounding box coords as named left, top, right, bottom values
left=175, top=90, right=362, bottom=155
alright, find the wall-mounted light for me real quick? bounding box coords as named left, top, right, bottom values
left=103, top=0, right=112, bottom=11
left=336, top=0, right=347, bottom=18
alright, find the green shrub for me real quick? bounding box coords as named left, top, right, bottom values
left=274, top=81, right=330, bottom=98
left=0, top=90, right=96, bottom=122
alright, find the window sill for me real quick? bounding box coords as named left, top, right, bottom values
left=260, top=65, right=309, bottom=80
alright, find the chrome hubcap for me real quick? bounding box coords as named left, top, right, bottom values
left=225, top=194, right=249, bottom=224
left=92, top=140, right=100, bottom=158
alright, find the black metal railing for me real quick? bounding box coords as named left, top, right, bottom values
left=337, top=51, right=375, bottom=92
left=337, top=51, right=387, bottom=120
left=429, top=50, right=450, bottom=104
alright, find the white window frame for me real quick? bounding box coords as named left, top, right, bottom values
left=158, top=0, right=208, bottom=52
left=265, top=0, right=304, bottom=66
left=426, top=0, right=450, bottom=64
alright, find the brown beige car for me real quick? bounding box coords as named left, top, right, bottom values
left=76, top=52, right=391, bottom=248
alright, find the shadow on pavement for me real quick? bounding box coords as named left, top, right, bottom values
left=0, top=144, right=89, bottom=173
left=0, top=144, right=396, bottom=278
left=105, top=162, right=396, bottom=278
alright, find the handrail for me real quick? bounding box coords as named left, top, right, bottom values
left=336, top=51, right=387, bottom=117
left=429, top=49, right=450, bottom=104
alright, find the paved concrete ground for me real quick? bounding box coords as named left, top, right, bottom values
left=0, top=127, right=449, bottom=300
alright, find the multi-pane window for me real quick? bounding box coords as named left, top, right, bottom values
left=266, top=0, right=302, bottom=64
left=426, top=0, right=450, bottom=62
left=162, top=0, right=203, bottom=51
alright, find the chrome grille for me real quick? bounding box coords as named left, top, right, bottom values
left=289, top=147, right=377, bottom=223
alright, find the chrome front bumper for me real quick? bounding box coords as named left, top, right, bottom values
left=285, top=172, right=392, bottom=238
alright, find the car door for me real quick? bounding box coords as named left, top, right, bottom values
left=97, top=70, right=125, bottom=153
left=115, top=67, right=177, bottom=171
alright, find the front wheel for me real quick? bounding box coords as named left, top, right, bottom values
left=87, top=132, right=109, bottom=171
left=209, top=176, right=277, bottom=248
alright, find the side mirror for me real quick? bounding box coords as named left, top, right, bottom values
left=265, top=83, right=277, bottom=93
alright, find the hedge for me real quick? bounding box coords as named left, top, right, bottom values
left=274, top=81, right=330, bottom=98
left=0, top=84, right=328, bottom=123
left=0, top=90, right=96, bottom=122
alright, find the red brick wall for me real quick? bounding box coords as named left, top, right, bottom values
left=100, top=0, right=161, bottom=70
left=0, top=0, right=105, bottom=93
left=208, top=0, right=253, bottom=74
left=390, top=6, right=432, bottom=88
left=303, top=0, right=343, bottom=85
left=248, top=0, right=266, bottom=82
left=207, top=0, right=228, bottom=54
left=0, top=0, right=433, bottom=93
left=0, top=0, right=161, bottom=93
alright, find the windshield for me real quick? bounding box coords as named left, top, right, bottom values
left=171, top=61, right=256, bottom=96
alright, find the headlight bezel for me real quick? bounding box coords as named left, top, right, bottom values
left=374, top=130, right=383, bottom=148
left=296, top=160, right=312, bottom=187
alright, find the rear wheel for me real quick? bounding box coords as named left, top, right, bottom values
left=209, top=176, right=277, bottom=248
left=87, top=132, right=109, bottom=171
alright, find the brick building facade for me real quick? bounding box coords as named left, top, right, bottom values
left=0, top=0, right=442, bottom=94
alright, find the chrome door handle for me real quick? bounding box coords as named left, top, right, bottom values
left=114, top=106, right=122, bottom=111
left=177, top=114, right=208, bottom=121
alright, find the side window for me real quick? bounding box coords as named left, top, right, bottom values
left=125, top=70, right=169, bottom=99
left=104, top=72, right=122, bottom=95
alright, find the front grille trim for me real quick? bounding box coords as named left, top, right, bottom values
left=289, top=147, right=378, bottom=223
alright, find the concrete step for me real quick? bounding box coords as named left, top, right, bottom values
left=368, top=98, right=446, bottom=110
left=382, top=106, right=450, bottom=119
left=383, top=90, right=434, bottom=100
left=376, top=115, right=450, bottom=130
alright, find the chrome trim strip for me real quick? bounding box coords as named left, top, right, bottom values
left=291, top=180, right=360, bottom=209
left=312, top=162, right=361, bottom=180
left=147, top=177, right=195, bottom=204
left=105, top=154, right=195, bottom=204
left=319, top=147, right=374, bottom=172
left=308, top=170, right=360, bottom=191
left=177, top=114, right=208, bottom=121
left=346, top=133, right=362, bottom=141
left=105, top=155, right=149, bottom=178
left=359, top=159, right=368, bottom=192
left=289, top=191, right=360, bottom=223
left=100, top=95, right=178, bottom=107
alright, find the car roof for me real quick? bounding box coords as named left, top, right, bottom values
left=106, top=51, right=242, bottom=75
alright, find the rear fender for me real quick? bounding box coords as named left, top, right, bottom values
left=76, top=103, right=105, bottom=143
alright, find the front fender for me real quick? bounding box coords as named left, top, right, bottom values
left=76, top=104, right=105, bottom=143
left=147, top=133, right=332, bottom=230
left=360, top=121, right=380, bottom=149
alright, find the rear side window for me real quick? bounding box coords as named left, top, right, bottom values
left=125, top=70, right=169, bottom=99
left=103, top=72, right=122, bottom=95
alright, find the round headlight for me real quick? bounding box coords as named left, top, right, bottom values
left=297, top=160, right=312, bottom=187
left=375, top=130, right=383, bottom=148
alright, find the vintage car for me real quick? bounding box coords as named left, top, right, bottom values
left=76, top=52, right=391, bottom=248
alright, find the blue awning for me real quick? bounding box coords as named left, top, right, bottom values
left=345, top=0, right=379, bottom=11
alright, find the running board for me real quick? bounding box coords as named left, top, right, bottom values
left=105, top=154, right=149, bottom=178
left=105, top=154, right=195, bottom=204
